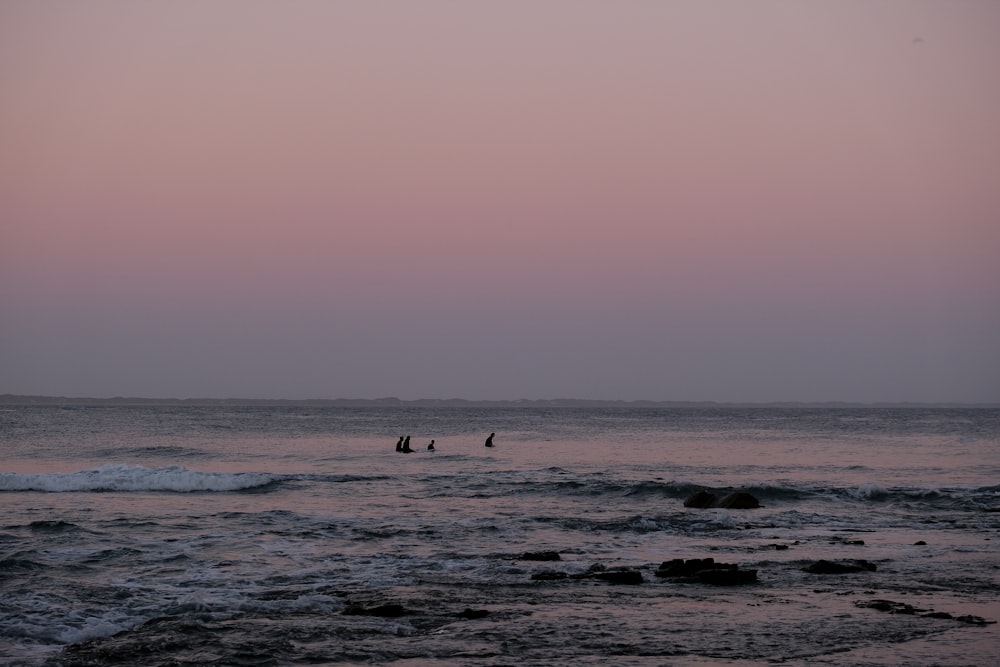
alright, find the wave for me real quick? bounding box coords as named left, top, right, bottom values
left=846, top=483, right=892, bottom=500
left=842, top=483, right=1000, bottom=506
left=480, top=476, right=998, bottom=509
left=613, top=480, right=998, bottom=506
left=0, top=465, right=280, bottom=493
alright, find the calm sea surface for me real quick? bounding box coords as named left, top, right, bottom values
left=2, top=405, right=998, bottom=666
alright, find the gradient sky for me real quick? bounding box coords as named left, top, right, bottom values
left=2, top=1, right=998, bottom=402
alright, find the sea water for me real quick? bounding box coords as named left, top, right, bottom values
left=1, top=405, right=998, bottom=666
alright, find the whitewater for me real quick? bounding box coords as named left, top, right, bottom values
left=1, top=404, right=998, bottom=666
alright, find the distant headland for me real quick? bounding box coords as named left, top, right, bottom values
left=0, top=394, right=995, bottom=408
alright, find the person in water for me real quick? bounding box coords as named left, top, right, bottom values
left=485, top=432, right=495, bottom=448
left=402, top=435, right=413, bottom=453
left=395, top=436, right=404, bottom=452
left=427, top=439, right=435, bottom=451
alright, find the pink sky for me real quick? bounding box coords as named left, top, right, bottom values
left=2, top=1, right=998, bottom=401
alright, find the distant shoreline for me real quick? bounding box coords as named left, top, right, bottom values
left=1, top=394, right=996, bottom=408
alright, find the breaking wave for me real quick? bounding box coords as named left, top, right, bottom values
left=0, top=465, right=280, bottom=493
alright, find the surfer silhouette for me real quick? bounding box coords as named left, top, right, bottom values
left=402, top=436, right=413, bottom=453
left=427, top=439, right=435, bottom=451
left=485, top=432, right=495, bottom=448
left=395, top=436, right=404, bottom=452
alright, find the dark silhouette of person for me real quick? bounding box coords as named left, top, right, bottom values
left=427, top=439, right=435, bottom=451
left=402, top=435, right=413, bottom=453
left=396, top=436, right=404, bottom=452
left=485, top=432, right=495, bottom=448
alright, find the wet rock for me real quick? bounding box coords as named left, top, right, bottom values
left=568, top=563, right=606, bottom=579
left=683, top=490, right=760, bottom=509
left=683, top=490, right=718, bottom=508
left=803, top=559, right=877, bottom=574
left=956, top=615, right=996, bottom=626
left=343, top=603, right=408, bottom=617
left=857, top=599, right=915, bottom=614
left=697, top=568, right=757, bottom=585
left=519, top=550, right=561, bottom=561
left=716, top=492, right=761, bottom=509
left=855, top=599, right=996, bottom=625
left=655, top=558, right=756, bottom=585
left=914, top=540, right=927, bottom=545
left=534, top=564, right=643, bottom=585
left=454, top=608, right=490, bottom=619
left=656, top=558, right=721, bottom=578
left=592, top=569, right=644, bottom=585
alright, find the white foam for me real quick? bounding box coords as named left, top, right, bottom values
left=0, top=465, right=278, bottom=493
left=57, top=617, right=137, bottom=645
left=3, top=607, right=140, bottom=646
left=850, top=483, right=889, bottom=500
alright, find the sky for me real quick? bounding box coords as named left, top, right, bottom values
left=2, top=1, right=998, bottom=403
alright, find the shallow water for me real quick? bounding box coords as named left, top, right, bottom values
left=1, top=405, right=998, bottom=665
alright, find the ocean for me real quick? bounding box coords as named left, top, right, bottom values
left=1, top=404, right=998, bottom=666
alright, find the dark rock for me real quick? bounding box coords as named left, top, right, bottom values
left=956, top=615, right=996, bottom=625
left=856, top=599, right=914, bottom=614
left=569, top=563, right=606, bottom=579
left=772, top=544, right=790, bottom=550
left=530, top=562, right=642, bottom=585
left=519, top=551, right=561, bottom=561
left=655, top=558, right=756, bottom=585
left=684, top=490, right=761, bottom=509
left=343, top=603, right=408, bottom=617
left=716, top=492, right=761, bottom=509
left=914, top=540, right=927, bottom=545
left=697, top=568, right=757, bottom=585
left=861, top=600, right=895, bottom=612
left=592, top=569, right=644, bottom=585
left=855, top=599, right=994, bottom=625
left=683, top=491, right=718, bottom=508
left=454, top=608, right=490, bottom=619
left=530, top=565, right=643, bottom=585
left=803, top=559, right=877, bottom=574
left=656, top=558, right=720, bottom=578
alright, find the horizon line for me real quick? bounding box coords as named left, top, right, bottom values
left=1, top=394, right=997, bottom=408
